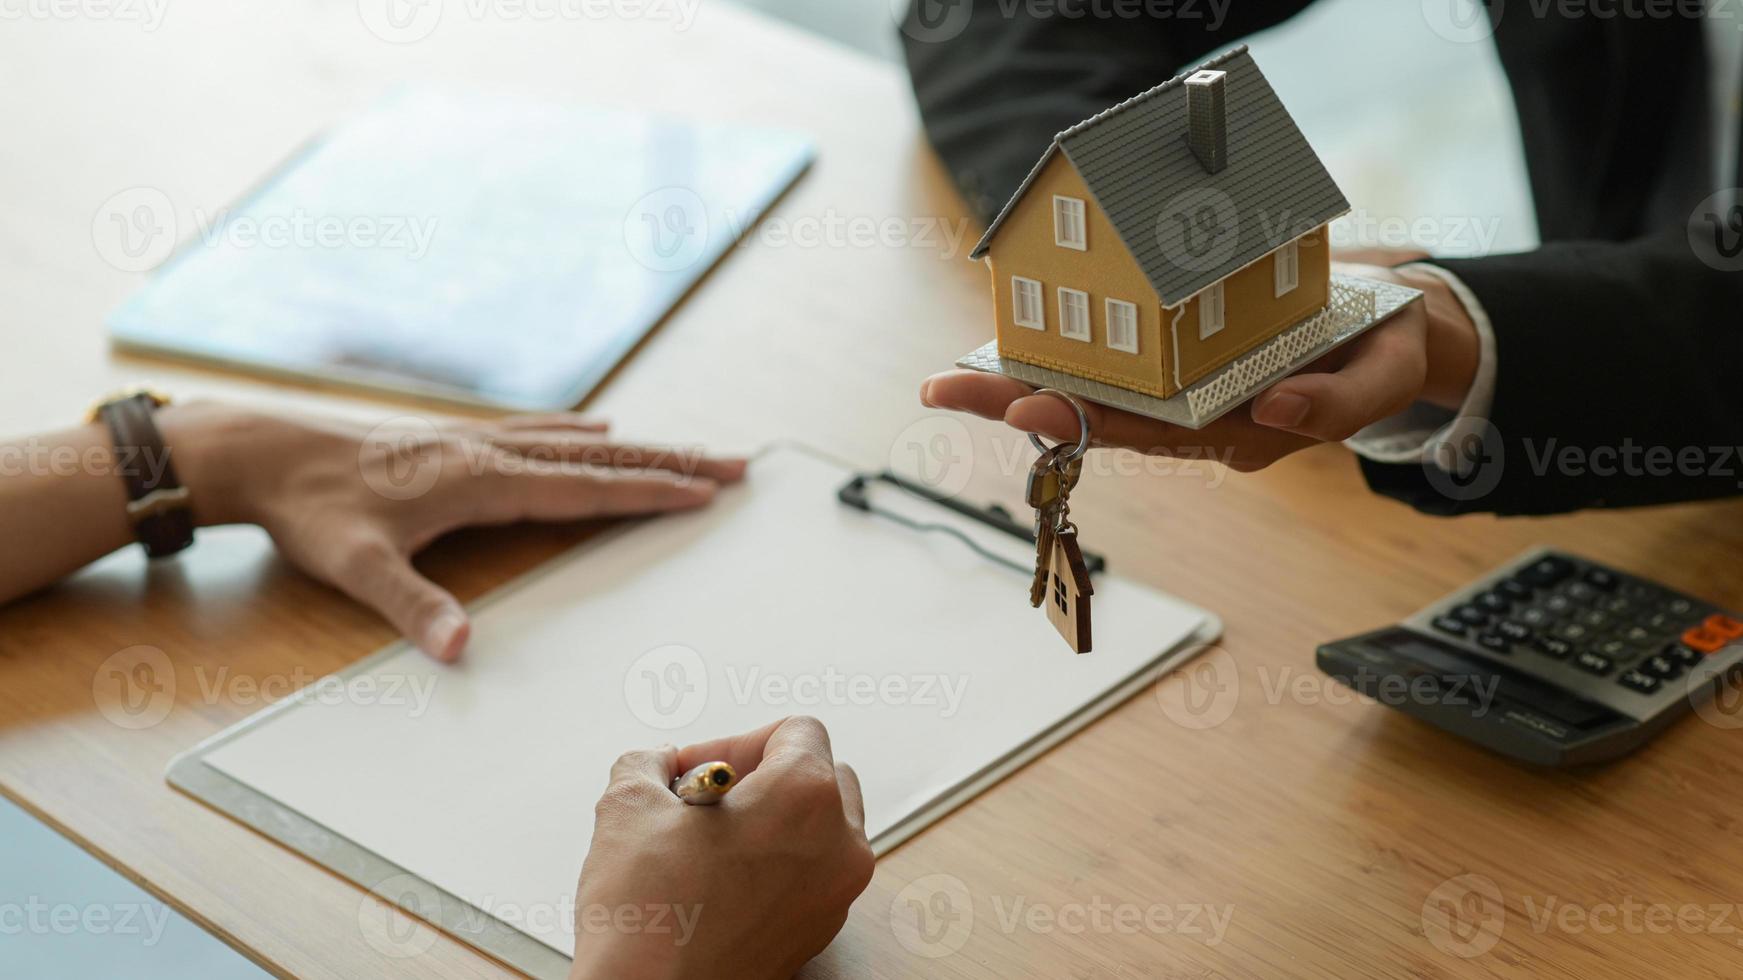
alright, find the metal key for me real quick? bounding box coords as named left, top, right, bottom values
left=1030, top=521, right=1056, bottom=607
left=1026, top=447, right=1082, bottom=607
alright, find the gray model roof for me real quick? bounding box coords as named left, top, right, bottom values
left=968, top=46, right=1350, bottom=306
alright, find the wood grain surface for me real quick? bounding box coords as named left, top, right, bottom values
left=3, top=6, right=1742, bottom=978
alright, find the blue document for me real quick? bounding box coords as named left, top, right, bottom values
left=109, top=89, right=813, bottom=410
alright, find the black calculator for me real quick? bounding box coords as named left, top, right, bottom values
left=1317, top=549, right=1743, bottom=766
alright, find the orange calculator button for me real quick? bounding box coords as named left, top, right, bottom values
left=1705, top=615, right=1743, bottom=640
left=1683, top=627, right=1730, bottom=653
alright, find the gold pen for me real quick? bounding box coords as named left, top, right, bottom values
left=671, top=761, right=737, bottom=805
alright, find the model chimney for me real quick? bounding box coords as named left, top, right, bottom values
left=1185, top=69, right=1228, bottom=174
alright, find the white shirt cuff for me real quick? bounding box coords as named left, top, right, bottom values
left=1345, top=263, right=1497, bottom=469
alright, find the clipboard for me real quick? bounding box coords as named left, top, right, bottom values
left=167, top=443, right=1221, bottom=978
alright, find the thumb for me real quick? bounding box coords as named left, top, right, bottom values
left=331, top=539, right=469, bottom=662
left=1251, top=324, right=1426, bottom=442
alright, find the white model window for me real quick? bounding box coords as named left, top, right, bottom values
left=1011, top=276, right=1045, bottom=329
left=1057, top=287, right=1090, bottom=341
left=1274, top=240, right=1300, bottom=296
left=1105, top=298, right=1138, bottom=353
left=1052, top=196, right=1087, bottom=250
left=1198, top=282, right=1225, bottom=340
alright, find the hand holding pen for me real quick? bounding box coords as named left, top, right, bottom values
left=570, top=717, right=874, bottom=980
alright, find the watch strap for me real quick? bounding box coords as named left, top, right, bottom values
left=94, top=392, right=195, bottom=559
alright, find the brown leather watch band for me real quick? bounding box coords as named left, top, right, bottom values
left=90, top=391, right=195, bottom=559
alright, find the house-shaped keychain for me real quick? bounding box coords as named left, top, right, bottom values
left=1043, top=527, right=1094, bottom=654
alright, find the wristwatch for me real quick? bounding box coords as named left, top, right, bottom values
left=85, top=387, right=196, bottom=559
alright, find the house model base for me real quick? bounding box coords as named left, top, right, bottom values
left=956, top=273, right=1421, bottom=431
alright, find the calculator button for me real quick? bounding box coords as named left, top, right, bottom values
left=1620, top=581, right=1657, bottom=601
left=1497, top=620, right=1533, bottom=642
left=1563, top=582, right=1599, bottom=604
left=1552, top=622, right=1593, bottom=643
left=1476, top=632, right=1513, bottom=654
left=1618, top=670, right=1661, bottom=694
left=1705, top=614, right=1743, bottom=640
left=1476, top=591, right=1512, bottom=615
left=1682, top=627, right=1730, bottom=654
left=1576, top=609, right=1612, bottom=629
left=1639, top=611, right=1680, bottom=632
left=1518, top=607, right=1554, bottom=628
left=1498, top=578, right=1535, bottom=601
left=1599, top=596, right=1635, bottom=615
left=1432, top=615, right=1469, bottom=637
left=1543, top=595, right=1577, bottom=616
left=1534, top=637, right=1574, bottom=659
left=1519, top=556, right=1575, bottom=587
left=1618, top=625, right=1656, bottom=646
left=1594, top=639, right=1635, bottom=661
left=1575, top=651, right=1615, bottom=675
left=1454, top=605, right=1490, bottom=626
left=1643, top=654, right=1683, bottom=680
left=1666, top=643, right=1704, bottom=667
left=1665, top=597, right=1695, bottom=616
left=1583, top=568, right=1621, bottom=592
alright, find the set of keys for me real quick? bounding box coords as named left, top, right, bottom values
left=1022, top=390, right=1095, bottom=654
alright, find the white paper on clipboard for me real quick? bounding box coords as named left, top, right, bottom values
left=174, top=443, right=1220, bottom=963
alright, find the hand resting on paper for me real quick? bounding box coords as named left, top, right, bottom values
left=570, top=716, right=875, bottom=980
left=0, top=402, right=745, bottom=661
left=919, top=257, right=1479, bottom=473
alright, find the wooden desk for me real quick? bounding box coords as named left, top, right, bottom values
left=3, top=7, right=1742, bottom=978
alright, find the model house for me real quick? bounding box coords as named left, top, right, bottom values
left=968, top=45, right=1351, bottom=400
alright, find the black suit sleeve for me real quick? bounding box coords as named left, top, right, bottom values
left=899, top=0, right=1316, bottom=221
left=1359, top=225, right=1743, bottom=515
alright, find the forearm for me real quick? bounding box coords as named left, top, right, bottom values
left=1361, top=229, right=1743, bottom=515
left=0, top=422, right=136, bottom=603
left=0, top=402, right=238, bottom=605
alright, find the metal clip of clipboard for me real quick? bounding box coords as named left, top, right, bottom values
left=835, top=471, right=1107, bottom=577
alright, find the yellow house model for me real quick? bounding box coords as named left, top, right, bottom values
left=968, top=46, right=1351, bottom=400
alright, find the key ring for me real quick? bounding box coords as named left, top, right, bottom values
left=1025, top=389, right=1092, bottom=465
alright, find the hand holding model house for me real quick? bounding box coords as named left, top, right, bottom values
left=923, top=47, right=1481, bottom=472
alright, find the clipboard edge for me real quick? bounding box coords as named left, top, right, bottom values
left=867, top=613, right=1225, bottom=856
